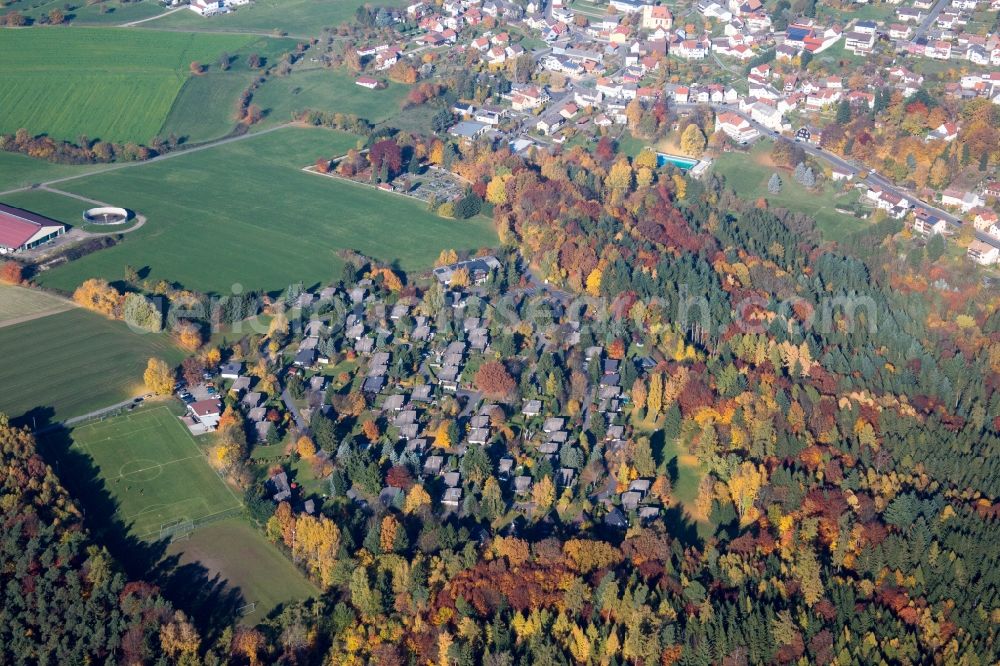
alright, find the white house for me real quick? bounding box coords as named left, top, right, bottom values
left=189, top=0, right=224, bottom=15
left=750, top=102, right=784, bottom=131
left=941, top=190, right=985, bottom=212
left=967, top=239, right=999, bottom=265
left=715, top=111, right=759, bottom=143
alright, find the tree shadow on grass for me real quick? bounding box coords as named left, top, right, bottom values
left=154, top=555, right=248, bottom=642
left=15, top=405, right=56, bottom=431
left=38, top=424, right=244, bottom=640
left=662, top=504, right=702, bottom=550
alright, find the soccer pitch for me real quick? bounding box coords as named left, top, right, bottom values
left=70, top=406, right=241, bottom=539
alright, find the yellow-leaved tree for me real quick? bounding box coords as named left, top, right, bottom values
left=680, top=123, right=706, bottom=156
left=296, top=435, right=317, bottom=459
left=404, top=484, right=431, bottom=514
left=291, top=513, right=341, bottom=588
left=73, top=278, right=120, bottom=317
left=435, top=249, right=459, bottom=267
left=143, top=358, right=174, bottom=395
left=532, top=475, right=555, bottom=514
left=585, top=268, right=602, bottom=297
left=433, top=420, right=452, bottom=449
left=486, top=174, right=512, bottom=205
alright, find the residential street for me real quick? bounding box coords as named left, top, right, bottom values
left=673, top=102, right=1000, bottom=251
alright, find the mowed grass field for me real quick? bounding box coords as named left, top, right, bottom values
left=167, top=518, right=318, bottom=619
left=254, top=68, right=411, bottom=125
left=34, top=127, right=498, bottom=294
left=3, top=0, right=169, bottom=25
left=70, top=406, right=242, bottom=538
left=160, top=72, right=256, bottom=144
left=0, top=152, right=103, bottom=192
left=144, top=0, right=407, bottom=35
left=0, top=308, right=184, bottom=423
left=0, top=28, right=255, bottom=144
left=0, top=284, right=74, bottom=326
left=713, top=142, right=866, bottom=242
left=0, top=188, right=98, bottom=227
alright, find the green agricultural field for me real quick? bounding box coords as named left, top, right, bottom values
left=3, top=0, right=169, bottom=24
left=0, top=152, right=104, bottom=193
left=713, top=142, right=867, bottom=242
left=69, top=406, right=242, bottom=538
left=0, top=284, right=74, bottom=327
left=143, top=0, right=407, bottom=36
left=0, top=28, right=255, bottom=144
left=160, top=72, right=255, bottom=144
left=166, top=518, right=318, bottom=619
left=0, top=308, right=183, bottom=424
left=254, top=68, right=411, bottom=126
left=34, top=127, right=498, bottom=294
left=0, top=188, right=98, bottom=227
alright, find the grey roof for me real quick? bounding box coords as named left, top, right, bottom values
left=230, top=376, right=252, bottom=393
left=294, top=348, right=316, bottom=366
left=242, top=391, right=263, bottom=408
left=423, top=455, right=444, bottom=475
left=605, top=507, right=627, bottom=528
left=382, top=394, right=405, bottom=411
left=220, top=362, right=243, bottom=376
left=363, top=375, right=385, bottom=393
left=542, top=417, right=565, bottom=432
left=449, top=120, right=488, bottom=138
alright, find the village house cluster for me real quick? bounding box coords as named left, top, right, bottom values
left=175, top=256, right=679, bottom=532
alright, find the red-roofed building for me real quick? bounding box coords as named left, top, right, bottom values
left=0, top=204, right=65, bottom=255
left=189, top=399, right=223, bottom=429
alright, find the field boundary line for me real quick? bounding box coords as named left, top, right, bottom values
left=86, top=423, right=164, bottom=443
left=176, top=409, right=245, bottom=508
left=117, top=453, right=204, bottom=477
left=0, top=304, right=77, bottom=329
left=133, top=505, right=243, bottom=540
left=0, top=123, right=294, bottom=197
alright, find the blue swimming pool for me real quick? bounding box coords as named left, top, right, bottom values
left=657, top=153, right=699, bottom=170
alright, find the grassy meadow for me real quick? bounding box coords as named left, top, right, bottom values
left=0, top=284, right=74, bottom=326
left=0, top=188, right=98, bottom=226
left=254, top=67, right=412, bottom=125
left=0, top=28, right=256, bottom=144
left=166, top=518, right=318, bottom=619
left=160, top=71, right=255, bottom=144
left=0, top=308, right=183, bottom=424
left=713, top=141, right=867, bottom=242
left=69, top=406, right=242, bottom=538
left=143, top=0, right=407, bottom=35
left=0, top=152, right=104, bottom=192
left=31, top=127, right=498, bottom=294
left=3, top=0, right=169, bottom=24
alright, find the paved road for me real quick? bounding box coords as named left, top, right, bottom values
left=34, top=395, right=150, bottom=434
left=456, top=389, right=482, bottom=417
left=282, top=388, right=310, bottom=433
left=119, top=5, right=185, bottom=26
left=0, top=123, right=294, bottom=197
left=915, top=0, right=950, bottom=39
left=678, top=102, right=1000, bottom=250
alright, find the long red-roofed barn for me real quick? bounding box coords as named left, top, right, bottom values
left=0, top=203, right=65, bottom=255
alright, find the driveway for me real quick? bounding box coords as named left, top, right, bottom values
left=282, top=388, right=310, bottom=433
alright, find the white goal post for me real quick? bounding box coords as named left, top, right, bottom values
left=159, top=518, right=194, bottom=542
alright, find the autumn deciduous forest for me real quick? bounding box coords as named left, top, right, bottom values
left=5, top=129, right=1000, bottom=665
